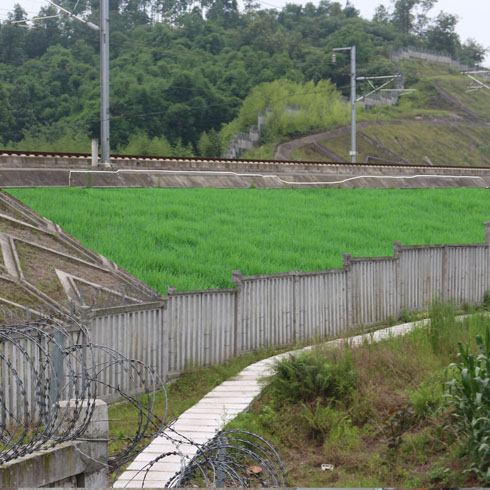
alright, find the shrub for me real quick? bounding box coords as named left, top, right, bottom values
left=445, top=326, right=490, bottom=484
left=265, top=348, right=355, bottom=404
left=483, top=290, right=490, bottom=311
left=381, top=404, right=416, bottom=471
left=409, top=380, right=443, bottom=419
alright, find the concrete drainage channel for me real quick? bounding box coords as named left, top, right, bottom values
left=115, top=319, right=424, bottom=488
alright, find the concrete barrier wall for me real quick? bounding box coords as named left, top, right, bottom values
left=88, top=302, right=167, bottom=401
left=159, top=222, right=490, bottom=376
left=0, top=400, right=108, bottom=488
left=390, top=46, right=478, bottom=72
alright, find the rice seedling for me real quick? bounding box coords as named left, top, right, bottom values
left=8, top=188, right=490, bottom=293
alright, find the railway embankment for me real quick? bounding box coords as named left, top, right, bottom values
left=1, top=152, right=490, bottom=189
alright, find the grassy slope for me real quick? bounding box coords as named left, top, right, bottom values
left=271, top=60, right=490, bottom=165
left=436, top=76, right=490, bottom=122
left=8, top=188, right=490, bottom=293
left=225, top=309, right=490, bottom=487
left=302, top=123, right=490, bottom=165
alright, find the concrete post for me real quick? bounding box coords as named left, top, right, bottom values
left=91, top=139, right=98, bottom=167
left=100, top=0, right=110, bottom=166
left=292, top=270, right=301, bottom=344
left=393, top=241, right=402, bottom=318
left=484, top=222, right=490, bottom=244
left=485, top=223, right=490, bottom=297
left=232, top=271, right=242, bottom=356
left=49, top=330, right=65, bottom=404
left=342, top=253, right=353, bottom=327
left=350, top=45, right=357, bottom=163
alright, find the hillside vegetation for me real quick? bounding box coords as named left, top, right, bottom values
left=0, top=0, right=486, bottom=155
left=262, top=60, right=490, bottom=165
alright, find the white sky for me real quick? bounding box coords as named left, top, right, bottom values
left=0, top=0, right=489, bottom=65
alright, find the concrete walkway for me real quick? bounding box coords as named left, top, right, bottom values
left=114, top=320, right=423, bottom=488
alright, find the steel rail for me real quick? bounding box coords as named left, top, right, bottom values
left=2, top=148, right=490, bottom=172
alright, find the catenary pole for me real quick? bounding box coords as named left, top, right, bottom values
left=100, top=0, right=110, bottom=166
left=350, top=45, right=356, bottom=163
left=28, top=0, right=109, bottom=165
left=332, top=46, right=357, bottom=163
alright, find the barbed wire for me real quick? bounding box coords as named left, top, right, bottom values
left=164, top=429, right=288, bottom=488
left=0, top=315, right=97, bottom=463
left=0, top=313, right=167, bottom=473
left=0, top=313, right=287, bottom=487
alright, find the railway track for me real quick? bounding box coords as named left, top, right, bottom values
left=1, top=149, right=489, bottom=189
left=2, top=148, right=490, bottom=172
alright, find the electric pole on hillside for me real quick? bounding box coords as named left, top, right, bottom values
left=331, top=47, right=411, bottom=164
left=99, top=0, right=110, bottom=165
left=462, top=70, right=490, bottom=93
left=332, top=46, right=357, bottom=163
left=13, top=0, right=111, bottom=166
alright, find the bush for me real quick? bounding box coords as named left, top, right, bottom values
left=445, top=326, right=490, bottom=484
left=265, top=348, right=355, bottom=404
left=483, top=290, right=490, bottom=311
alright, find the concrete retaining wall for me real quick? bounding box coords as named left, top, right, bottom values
left=2, top=157, right=490, bottom=189
left=390, top=46, right=477, bottom=71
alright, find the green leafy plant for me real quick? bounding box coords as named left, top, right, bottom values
left=298, top=400, right=350, bottom=441
left=399, top=308, right=412, bottom=323
left=445, top=326, right=490, bottom=484
left=409, top=380, right=442, bottom=419
left=265, top=349, right=355, bottom=404
left=381, top=404, right=416, bottom=471
left=483, top=290, right=490, bottom=311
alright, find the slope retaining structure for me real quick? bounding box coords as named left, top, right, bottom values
left=1, top=152, right=490, bottom=189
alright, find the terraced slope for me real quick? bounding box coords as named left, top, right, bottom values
left=0, top=190, right=162, bottom=322
left=276, top=61, right=490, bottom=165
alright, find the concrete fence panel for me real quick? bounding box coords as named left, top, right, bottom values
left=350, top=257, right=398, bottom=326
left=446, top=245, right=489, bottom=306
left=399, top=246, right=444, bottom=312
left=236, top=273, right=295, bottom=352
left=166, top=289, right=236, bottom=375
left=89, top=302, right=167, bottom=399
left=296, top=270, right=349, bottom=341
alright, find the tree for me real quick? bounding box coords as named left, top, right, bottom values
left=426, top=12, right=459, bottom=56
left=373, top=5, right=390, bottom=24
left=457, top=39, right=487, bottom=66
left=391, top=0, right=436, bottom=34
left=343, top=0, right=359, bottom=18
left=0, top=85, right=14, bottom=144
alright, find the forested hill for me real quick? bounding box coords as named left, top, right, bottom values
left=0, top=0, right=486, bottom=155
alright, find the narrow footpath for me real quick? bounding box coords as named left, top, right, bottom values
left=114, top=320, right=423, bottom=488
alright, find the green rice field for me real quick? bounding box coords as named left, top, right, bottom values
left=7, top=188, right=490, bottom=293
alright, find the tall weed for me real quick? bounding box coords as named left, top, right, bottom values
left=428, top=300, right=458, bottom=354
left=445, top=326, right=490, bottom=483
